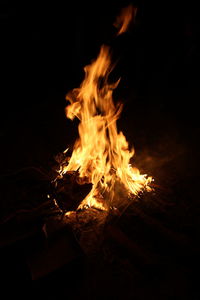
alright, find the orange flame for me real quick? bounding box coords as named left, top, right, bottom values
left=60, top=43, right=152, bottom=210
left=114, top=5, right=137, bottom=35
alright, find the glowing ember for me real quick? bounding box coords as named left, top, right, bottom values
left=57, top=6, right=152, bottom=210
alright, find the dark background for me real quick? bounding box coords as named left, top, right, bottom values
left=0, top=1, right=200, bottom=298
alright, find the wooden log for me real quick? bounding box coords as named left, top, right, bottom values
left=53, top=171, right=92, bottom=211
left=26, top=216, right=83, bottom=280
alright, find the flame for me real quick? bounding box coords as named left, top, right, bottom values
left=114, top=5, right=137, bottom=35
left=60, top=43, right=152, bottom=210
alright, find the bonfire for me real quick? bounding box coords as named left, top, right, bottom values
left=54, top=5, right=152, bottom=213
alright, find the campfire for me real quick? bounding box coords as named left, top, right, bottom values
left=54, top=5, right=152, bottom=213
left=1, top=5, right=195, bottom=298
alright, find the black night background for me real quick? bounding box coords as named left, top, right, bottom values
left=0, top=1, right=200, bottom=299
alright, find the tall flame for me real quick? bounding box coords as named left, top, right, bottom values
left=59, top=6, right=152, bottom=210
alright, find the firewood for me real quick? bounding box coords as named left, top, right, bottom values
left=53, top=171, right=92, bottom=211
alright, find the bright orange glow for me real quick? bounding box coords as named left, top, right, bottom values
left=58, top=42, right=152, bottom=210
left=114, top=5, right=137, bottom=35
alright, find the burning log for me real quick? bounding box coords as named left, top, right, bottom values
left=53, top=171, right=92, bottom=212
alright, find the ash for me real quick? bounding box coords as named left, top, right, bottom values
left=62, top=208, right=109, bottom=254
